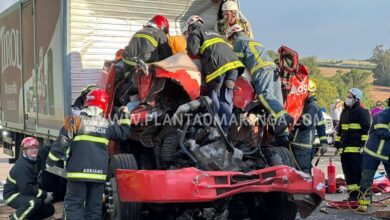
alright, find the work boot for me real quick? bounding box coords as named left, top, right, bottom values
left=357, top=197, right=371, bottom=212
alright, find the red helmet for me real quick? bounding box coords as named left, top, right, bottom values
left=84, top=89, right=108, bottom=112
left=148, top=15, right=169, bottom=34
left=21, top=137, right=39, bottom=149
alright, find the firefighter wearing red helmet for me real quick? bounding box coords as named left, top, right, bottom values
left=119, top=15, right=173, bottom=107
left=3, top=137, right=55, bottom=220
left=123, top=14, right=173, bottom=73
left=46, top=88, right=131, bottom=219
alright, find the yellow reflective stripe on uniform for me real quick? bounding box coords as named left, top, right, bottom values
left=74, top=135, right=109, bottom=145
left=375, top=123, right=390, bottom=129
left=133, top=33, right=158, bottom=47
left=358, top=199, right=371, bottom=205
left=348, top=123, right=361, bottom=129
left=364, top=146, right=388, bottom=161
left=361, top=135, right=368, bottom=141
left=20, top=200, right=35, bottom=220
left=248, top=41, right=275, bottom=74
left=7, top=175, right=16, bottom=184
left=12, top=214, right=18, bottom=220
left=119, top=119, right=131, bottom=125
left=343, top=146, right=360, bottom=153
left=235, top=52, right=244, bottom=58
left=199, top=38, right=227, bottom=54
left=37, top=189, right=42, bottom=197
left=205, top=60, right=244, bottom=83
left=258, top=94, right=287, bottom=119
left=341, top=124, right=348, bottom=130
left=317, top=120, right=326, bottom=126
left=319, top=136, right=328, bottom=141
left=335, top=136, right=341, bottom=142
left=377, top=139, right=385, bottom=155
left=48, top=152, right=60, bottom=161
left=250, top=62, right=275, bottom=74
left=347, top=184, right=359, bottom=191
left=122, top=58, right=137, bottom=66
left=5, top=193, right=19, bottom=204
left=291, top=142, right=312, bottom=148
left=67, top=172, right=107, bottom=181
left=338, top=148, right=343, bottom=154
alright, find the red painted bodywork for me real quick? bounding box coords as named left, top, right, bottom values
left=105, top=63, right=116, bottom=117
left=155, top=67, right=200, bottom=101
left=116, top=166, right=325, bottom=203
left=233, top=76, right=255, bottom=110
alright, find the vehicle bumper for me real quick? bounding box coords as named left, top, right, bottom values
left=116, top=165, right=325, bottom=217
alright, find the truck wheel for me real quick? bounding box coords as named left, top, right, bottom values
left=107, top=154, right=141, bottom=220
left=259, top=147, right=298, bottom=220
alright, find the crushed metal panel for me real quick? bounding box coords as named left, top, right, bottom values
left=69, top=0, right=220, bottom=101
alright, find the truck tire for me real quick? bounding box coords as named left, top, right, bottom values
left=107, top=154, right=141, bottom=220
left=258, top=147, right=298, bottom=220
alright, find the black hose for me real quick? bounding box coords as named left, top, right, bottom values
left=178, top=122, right=199, bottom=165
left=200, top=96, right=235, bottom=153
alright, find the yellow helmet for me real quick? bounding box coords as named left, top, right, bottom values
left=308, top=80, right=317, bottom=94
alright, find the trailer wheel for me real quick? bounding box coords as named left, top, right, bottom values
left=107, top=154, right=141, bottom=220
left=257, top=147, right=298, bottom=220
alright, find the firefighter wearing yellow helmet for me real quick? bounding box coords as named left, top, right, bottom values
left=290, top=79, right=328, bottom=174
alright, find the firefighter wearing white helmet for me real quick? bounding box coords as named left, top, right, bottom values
left=290, top=80, right=328, bottom=174
left=185, top=15, right=245, bottom=132
left=335, top=87, right=370, bottom=201
left=216, top=0, right=252, bottom=39
left=228, top=24, right=293, bottom=145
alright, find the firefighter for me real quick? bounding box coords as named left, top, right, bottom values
left=289, top=80, right=328, bottom=174
left=46, top=89, right=131, bottom=219
left=185, top=15, right=245, bottom=132
left=227, top=24, right=293, bottom=141
left=358, top=97, right=390, bottom=211
left=3, top=137, right=55, bottom=220
left=335, top=88, right=371, bottom=201
left=123, top=14, right=172, bottom=73
left=120, top=15, right=172, bottom=106
left=215, top=0, right=252, bottom=39
left=72, top=84, right=98, bottom=110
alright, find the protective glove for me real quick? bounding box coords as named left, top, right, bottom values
left=320, top=143, right=328, bottom=154
left=275, top=135, right=290, bottom=148
left=44, top=192, right=54, bottom=204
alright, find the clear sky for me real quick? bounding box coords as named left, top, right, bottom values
left=1, top=0, right=389, bottom=60
left=240, top=0, right=390, bottom=60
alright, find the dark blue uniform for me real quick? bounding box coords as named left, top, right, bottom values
left=291, top=96, right=327, bottom=174
left=335, top=101, right=370, bottom=199
left=47, top=107, right=130, bottom=220
left=3, top=156, right=55, bottom=220
left=359, top=108, right=390, bottom=204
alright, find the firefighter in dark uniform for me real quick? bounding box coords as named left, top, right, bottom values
left=185, top=15, right=245, bottom=132
left=335, top=88, right=371, bottom=201
left=290, top=80, right=328, bottom=174
left=46, top=89, right=131, bottom=219
left=227, top=24, right=293, bottom=142
left=3, top=137, right=55, bottom=220
left=123, top=14, right=172, bottom=73
left=358, top=97, right=390, bottom=211
left=120, top=15, right=172, bottom=106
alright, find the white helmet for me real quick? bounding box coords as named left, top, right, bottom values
left=348, top=88, right=363, bottom=101
left=227, top=24, right=243, bottom=39
left=222, top=1, right=239, bottom=11
left=184, top=15, right=204, bottom=32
